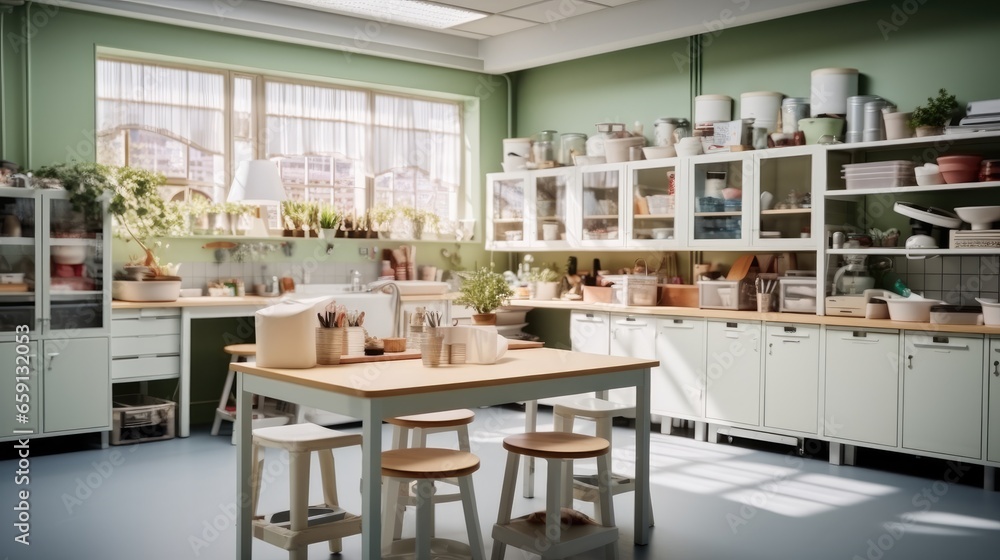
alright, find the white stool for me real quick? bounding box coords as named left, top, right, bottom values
left=492, top=432, right=617, bottom=560
left=251, top=423, right=363, bottom=560
left=381, top=447, right=485, bottom=560
left=211, top=344, right=290, bottom=444
left=383, top=409, right=474, bottom=546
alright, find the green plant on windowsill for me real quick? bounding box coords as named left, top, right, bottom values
left=454, top=266, right=514, bottom=321
left=399, top=206, right=440, bottom=240
left=318, top=205, right=342, bottom=230
left=908, top=88, right=959, bottom=133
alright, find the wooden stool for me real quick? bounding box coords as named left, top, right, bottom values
left=383, top=409, right=475, bottom=545
left=492, top=432, right=618, bottom=560
left=251, top=423, right=363, bottom=560
left=211, top=344, right=290, bottom=444
left=552, top=397, right=653, bottom=526
left=381, top=447, right=485, bottom=560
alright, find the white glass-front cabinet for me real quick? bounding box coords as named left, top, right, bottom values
left=530, top=167, right=575, bottom=248
left=753, top=147, right=820, bottom=249
left=576, top=162, right=626, bottom=248
left=625, top=158, right=686, bottom=248
left=687, top=152, right=753, bottom=247
left=486, top=171, right=530, bottom=250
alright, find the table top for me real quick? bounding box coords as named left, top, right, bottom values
left=232, top=347, right=658, bottom=399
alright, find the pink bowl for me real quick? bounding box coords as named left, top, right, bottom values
left=721, top=188, right=742, bottom=200
left=937, top=155, right=983, bottom=184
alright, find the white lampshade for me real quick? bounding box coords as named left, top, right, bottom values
left=227, top=160, right=286, bottom=204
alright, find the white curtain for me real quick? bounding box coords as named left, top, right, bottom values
left=372, top=94, right=461, bottom=189
left=96, top=59, right=225, bottom=154
left=264, top=81, right=367, bottom=161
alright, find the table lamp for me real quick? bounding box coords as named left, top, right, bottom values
left=227, top=160, right=286, bottom=236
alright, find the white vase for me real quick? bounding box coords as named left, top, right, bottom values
left=534, top=281, right=561, bottom=301
left=883, top=112, right=913, bottom=140
left=321, top=228, right=338, bottom=241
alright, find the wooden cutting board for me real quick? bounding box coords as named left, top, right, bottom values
left=0, top=283, right=29, bottom=292
left=337, top=339, right=543, bottom=365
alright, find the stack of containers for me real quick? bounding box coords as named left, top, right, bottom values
left=842, top=160, right=917, bottom=189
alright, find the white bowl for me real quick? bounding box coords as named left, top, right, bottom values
left=651, top=227, right=674, bottom=240
left=51, top=245, right=88, bottom=265
left=642, top=146, right=676, bottom=160
left=112, top=280, right=181, bottom=302
left=975, top=298, right=1000, bottom=326
left=915, top=173, right=945, bottom=186
left=954, top=206, right=1000, bottom=231
left=884, top=297, right=944, bottom=322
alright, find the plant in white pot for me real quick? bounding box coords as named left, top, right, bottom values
left=454, top=266, right=514, bottom=325
left=318, top=205, right=342, bottom=241
left=528, top=264, right=561, bottom=300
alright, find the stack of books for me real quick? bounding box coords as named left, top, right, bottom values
left=949, top=229, right=1000, bottom=249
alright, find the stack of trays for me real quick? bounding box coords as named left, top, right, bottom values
left=842, top=160, right=916, bottom=189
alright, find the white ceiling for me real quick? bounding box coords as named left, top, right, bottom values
left=44, top=0, right=865, bottom=73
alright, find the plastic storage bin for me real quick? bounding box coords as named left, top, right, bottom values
left=111, top=395, right=176, bottom=445
left=698, top=280, right=756, bottom=310
left=842, top=160, right=916, bottom=189
left=603, top=274, right=658, bottom=306
left=778, top=277, right=818, bottom=314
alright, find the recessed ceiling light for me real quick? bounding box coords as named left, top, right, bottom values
left=267, top=0, right=488, bottom=29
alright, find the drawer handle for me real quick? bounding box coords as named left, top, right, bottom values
left=840, top=336, right=879, bottom=344
left=771, top=333, right=808, bottom=339
left=659, top=324, right=694, bottom=330
left=617, top=321, right=647, bottom=327
left=912, top=343, right=969, bottom=351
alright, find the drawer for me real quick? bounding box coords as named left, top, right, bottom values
left=112, top=315, right=181, bottom=337
left=112, top=356, right=181, bottom=381
left=112, top=334, right=181, bottom=358
left=112, top=308, right=180, bottom=319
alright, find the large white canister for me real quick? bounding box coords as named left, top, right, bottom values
left=694, top=94, right=733, bottom=126
left=255, top=296, right=333, bottom=368
left=740, top=91, right=784, bottom=132
left=810, top=68, right=859, bottom=117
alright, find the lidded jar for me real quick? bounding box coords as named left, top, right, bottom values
left=653, top=118, right=690, bottom=147
left=559, top=132, right=586, bottom=165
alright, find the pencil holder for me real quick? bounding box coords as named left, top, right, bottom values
left=316, top=327, right=344, bottom=365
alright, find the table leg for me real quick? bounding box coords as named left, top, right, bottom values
left=634, top=368, right=651, bottom=545
left=236, top=373, right=253, bottom=559
left=361, top=404, right=384, bottom=560
left=179, top=311, right=191, bottom=437
left=522, top=400, right=537, bottom=498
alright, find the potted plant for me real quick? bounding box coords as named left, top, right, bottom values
left=33, top=162, right=114, bottom=233
left=454, top=266, right=514, bottom=325
left=908, top=88, right=959, bottom=137
left=318, top=205, right=341, bottom=241
left=222, top=202, right=254, bottom=235
left=368, top=205, right=395, bottom=238
left=108, top=166, right=185, bottom=277
left=280, top=200, right=309, bottom=237
left=528, top=264, right=562, bottom=301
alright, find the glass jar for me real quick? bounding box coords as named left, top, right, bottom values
left=653, top=118, right=690, bottom=146
left=533, top=130, right=557, bottom=165
left=559, top=133, right=586, bottom=165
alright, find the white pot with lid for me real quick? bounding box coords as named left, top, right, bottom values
left=810, top=68, right=859, bottom=117
left=740, top=91, right=783, bottom=132
left=694, top=95, right=733, bottom=126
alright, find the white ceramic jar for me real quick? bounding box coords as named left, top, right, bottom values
left=502, top=138, right=531, bottom=169
left=740, top=91, right=783, bottom=132
left=810, top=68, right=859, bottom=117
left=694, top=94, right=733, bottom=126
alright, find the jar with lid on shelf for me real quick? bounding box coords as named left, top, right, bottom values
left=559, top=133, right=586, bottom=165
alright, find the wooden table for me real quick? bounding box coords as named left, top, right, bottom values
left=232, top=347, right=657, bottom=559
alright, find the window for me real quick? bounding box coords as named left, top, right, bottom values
left=96, top=57, right=465, bottom=225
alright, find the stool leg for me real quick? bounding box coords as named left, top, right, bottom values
left=596, top=451, right=618, bottom=560
left=491, top=451, right=520, bottom=560
left=381, top=475, right=405, bottom=550
left=250, top=442, right=262, bottom=517
left=415, top=478, right=433, bottom=560
left=522, top=400, right=537, bottom=498
left=211, top=355, right=239, bottom=436
left=411, top=427, right=437, bottom=538
left=458, top=474, right=485, bottom=560
left=457, top=424, right=471, bottom=452
left=318, top=449, right=342, bottom=553
left=288, top=450, right=310, bottom=560
left=546, top=458, right=564, bottom=545
left=390, top=426, right=409, bottom=542
left=554, top=413, right=576, bottom=510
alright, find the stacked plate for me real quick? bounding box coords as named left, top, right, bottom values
left=842, top=160, right=916, bottom=189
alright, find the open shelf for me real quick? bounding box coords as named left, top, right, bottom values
left=583, top=214, right=619, bottom=220
left=694, top=211, right=741, bottom=217
left=825, top=180, right=1000, bottom=198
left=633, top=213, right=675, bottom=220
left=492, top=218, right=524, bottom=223
left=824, top=130, right=1000, bottom=152
left=827, top=248, right=1000, bottom=256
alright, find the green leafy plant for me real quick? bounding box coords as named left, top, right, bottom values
left=33, top=162, right=114, bottom=221
left=454, top=267, right=514, bottom=315
left=280, top=200, right=310, bottom=231
left=109, top=166, right=185, bottom=271
left=318, top=205, right=342, bottom=230
left=399, top=206, right=440, bottom=239
left=528, top=265, right=561, bottom=283
left=908, top=88, right=960, bottom=129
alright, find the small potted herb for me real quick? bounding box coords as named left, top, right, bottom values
left=318, top=205, right=341, bottom=241
left=908, top=88, right=960, bottom=137
left=528, top=264, right=562, bottom=300
left=454, top=266, right=514, bottom=325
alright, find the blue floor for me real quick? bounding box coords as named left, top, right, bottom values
left=2, top=405, right=1000, bottom=559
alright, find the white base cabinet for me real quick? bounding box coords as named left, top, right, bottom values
left=607, top=314, right=656, bottom=408
left=763, top=323, right=820, bottom=434
left=569, top=310, right=610, bottom=355
left=652, top=317, right=706, bottom=420
left=990, top=340, right=1000, bottom=463
left=824, top=328, right=899, bottom=447
left=902, top=333, right=983, bottom=459
left=705, top=320, right=762, bottom=426
left=42, top=337, right=111, bottom=434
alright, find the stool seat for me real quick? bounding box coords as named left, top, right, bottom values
left=254, top=424, right=362, bottom=452
left=381, top=448, right=480, bottom=479
left=224, top=343, right=258, bottom=357
left=551, top=396, right=635, bottom=419
left=387, top=409, right=475, bottom=429
left=503, top=432, right=610, bottom=460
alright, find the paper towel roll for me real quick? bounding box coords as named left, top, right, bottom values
left=255, top=296, right=333, bottom=368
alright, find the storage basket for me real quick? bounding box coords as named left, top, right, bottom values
left=111, top=395, right=176, bottom=445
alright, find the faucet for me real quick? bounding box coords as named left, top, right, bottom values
left=350, top=269, right=363, bottom=292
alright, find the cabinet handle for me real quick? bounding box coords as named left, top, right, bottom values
left=781, top=339, right=801, bottom=344
left=912, top=342, right=969, bottom=351
left=46, top=352, right=60, bottom=371
left=840, top=336, right=879, bottom=344
left=907, top=354, right=913, bottom=369
left=993, top=360, right=999, bottom=376
left=659, top=324, right=694, bottom=330
left=770, top=333, right=808, bottom=339
left=768, top=342, right=773, bottom=356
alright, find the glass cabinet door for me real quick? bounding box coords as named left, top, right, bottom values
left=531, top=168, right=572, bottom=247
left=43, top=194, right=108, bottom=334
left=0, top=188, right=39, bottom=335
left=627, top=159, right=682, bottom=247
left=754, top=149, right=816, bottom=247
left=578, top=163, right=625, bottom=247
left=689, top=154, right=752, bottom=246
left=486, top=172, right=529, bottom=249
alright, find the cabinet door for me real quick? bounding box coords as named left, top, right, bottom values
left=705, top=320, right=761, bottom=425
left=753, top=149, right=817, bottom=248
left=569, top=311, right=610, bottom=355
left=42, top=337, right=110, bottom=433
left=824, top=329, right=899, bottom=446
left=0, top=341, right=40, bottom=438
left=626, top=159, right=684, bottom=248
left=989, top=340, right=1000, bottom=463
left=688, top=153, right=753, bottom=248
left=902, top=334, right=983, bottom=459
left=763, top=324, right=820, bottom=434
left=652, top=317, right=706, bottom=419
left=608, top=314, right=657, bottom=408
left=485, top=171, right=530, bottom=249
left=576, top=163, right=626, bottom=248
left=0, top=187, right=41, bottom=335
left=530, top=168, right=574, bottom=248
